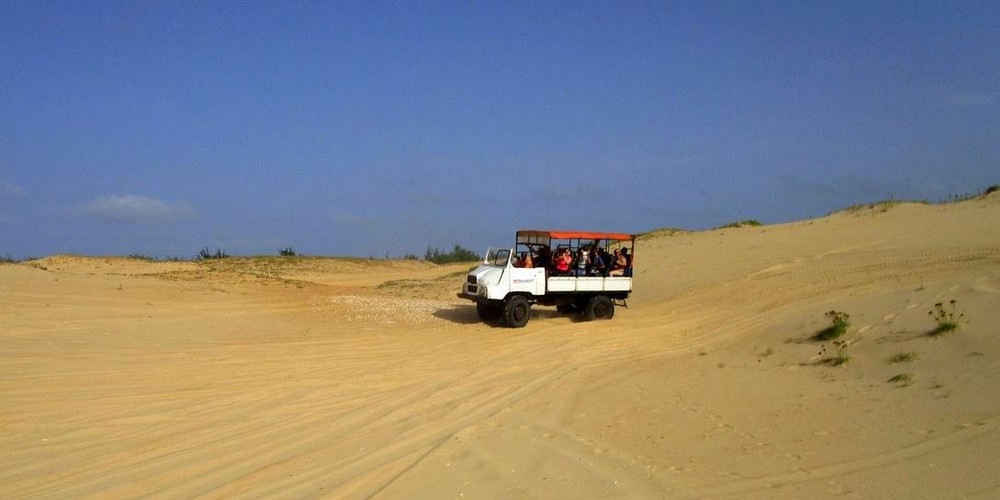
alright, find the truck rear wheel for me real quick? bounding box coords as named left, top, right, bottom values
left=582, top=295, right=614, bottom=321
left=476, top=302, right=503, bottom=322
left=504, top=295, right=531, bottom=328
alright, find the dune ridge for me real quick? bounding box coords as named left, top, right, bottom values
left=2, top=194, right=998, bottom=498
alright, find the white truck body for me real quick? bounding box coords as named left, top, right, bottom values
left=458, top=230, right=635, bottom=327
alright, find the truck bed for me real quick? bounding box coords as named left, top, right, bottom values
left=546, top=276, right=632, bottom=293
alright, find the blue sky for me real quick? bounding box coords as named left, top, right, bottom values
left=2, top=1, right=997, bottom=259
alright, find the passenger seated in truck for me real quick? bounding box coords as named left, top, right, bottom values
left=574, top=248, right=589, bottom=276
left=536, top=246, right=551, bottom=269
left=589, top=247, right=607, bottom=276
left=608, top=248, right=628, bottom=276
left=552, top=248, right=573, bottom=276
left=514, top=252, right=533, bottom=268
left=621, top=247, right=632, bottom=276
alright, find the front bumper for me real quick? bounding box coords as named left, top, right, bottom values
left=458, top=282, right=480, bottom=301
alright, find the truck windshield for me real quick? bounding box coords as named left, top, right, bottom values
left=485, top=248, right=511, bottom=266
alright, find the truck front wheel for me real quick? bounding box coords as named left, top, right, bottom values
left=582, top=295, right=614, bottom=321
left=504, top=295, right=531, bottom=328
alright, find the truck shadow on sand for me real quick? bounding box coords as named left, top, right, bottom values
left=432, top=305, right=482, bottom=324
left=433, top=305, right=572, bottom=326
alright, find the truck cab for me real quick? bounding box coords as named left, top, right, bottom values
left=459, top=230, right=634, bottom=327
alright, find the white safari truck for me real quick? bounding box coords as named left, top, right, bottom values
left=458, top=230, right=635, bottom=327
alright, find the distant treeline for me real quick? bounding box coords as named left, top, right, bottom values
left=423, top=244, right=480, bottom=264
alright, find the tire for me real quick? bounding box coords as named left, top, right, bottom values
left=504, top=295, right=531, bottom=328
left=582, top=295, right=614, bottom=321
left=476, top=302, right=503, bottom=322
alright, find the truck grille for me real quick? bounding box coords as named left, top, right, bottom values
left=467, top=276, right=477, bottom=285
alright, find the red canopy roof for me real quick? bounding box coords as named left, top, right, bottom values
left=517, top=229, right=634, bottom=241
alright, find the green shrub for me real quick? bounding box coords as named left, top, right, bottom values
left=813, top=310, right=850, bottom=341
left=637, top=227, right=685, bottom=239
left=198, top=247, right=230, bottom=260
left=887, top=352, right=920, bottom=364
left=819, top=339, right=850, bottom=366
left=716, top=219, right=762, bottom=229
left=424, top=244, right=479, bottom=264
left=928, top=300, right=964, bottom=336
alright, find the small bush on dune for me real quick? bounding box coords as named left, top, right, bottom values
left=716, top=219, right=762, bottom=229
left=888, top=352, right=920, bottom=364
left=943, top=192, right=978, bottom=203
left=813, top=310, right=850, bottom=341
left=279, top=247, right=297, bottom=257
left=809, top=311, right=852, bottom=366
left=839, top=199, right=912, bottom=215
left=198, top=247, right=230, bottom=260
left=819, top=340, right=850, bottom=366
left=637, top=227, right=685, bottom=240
left=944, top=184, right=1000, bottom=202
left=1, top=254, right=17, bottom=264
left=928, top=300, right=964, bottom=336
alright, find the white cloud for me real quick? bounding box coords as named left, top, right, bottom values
left=81, top=195, right=196, bottom=223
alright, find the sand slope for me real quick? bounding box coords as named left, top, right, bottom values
left=2, top=195, right=998, bottom=498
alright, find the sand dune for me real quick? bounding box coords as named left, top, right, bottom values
left=2, top=194, right=998, bottom=498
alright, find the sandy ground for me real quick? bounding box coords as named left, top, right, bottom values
left=2, top=194, right=999, bottom=499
